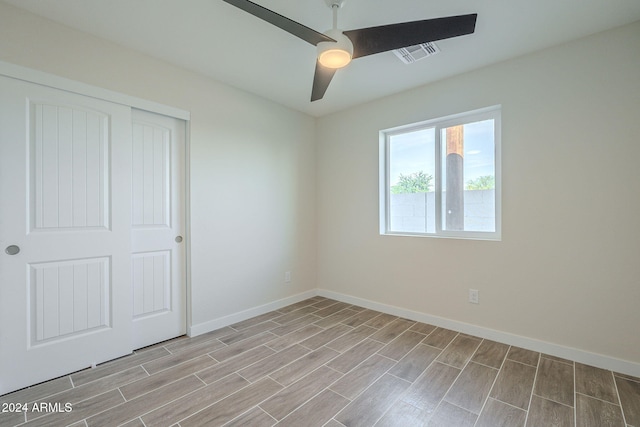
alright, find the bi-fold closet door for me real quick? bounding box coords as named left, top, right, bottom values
left=0, top=75, right=186, bottom=395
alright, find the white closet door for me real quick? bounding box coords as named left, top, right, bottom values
left=131, top=109, right=186, bottom=349
left=0, top=75, right=133, bottom=395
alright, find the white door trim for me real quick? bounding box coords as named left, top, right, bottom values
left=0, top=61, right=190, bottom=121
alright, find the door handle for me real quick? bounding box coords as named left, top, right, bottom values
left=175, top=236, right=183, bottom=243
left=5, top=245, right=20, bottom=255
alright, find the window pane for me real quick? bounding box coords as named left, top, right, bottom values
left=441, top=119, right=495, bottom=232
left=388, top=128, right=435, bottom=233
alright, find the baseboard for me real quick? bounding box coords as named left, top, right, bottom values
left=188, top=290, right=317, bottom=337
left=317, top=289, right=640, bottom=378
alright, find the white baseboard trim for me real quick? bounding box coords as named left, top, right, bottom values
left=188, top=290, right=317, bottom=337
left=317, top=289, right=640, bottom=378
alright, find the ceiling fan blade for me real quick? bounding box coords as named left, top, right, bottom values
left=311, top=61, right=337, bottom=102
left=344, top=14, right=477, bottom=59
left=222, top=0, right=335, bottom=45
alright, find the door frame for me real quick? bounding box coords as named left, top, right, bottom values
left=0, top=60, right=193, bottom=342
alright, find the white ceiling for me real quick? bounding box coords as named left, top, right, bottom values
left=5, top=0, right=640, bottom=116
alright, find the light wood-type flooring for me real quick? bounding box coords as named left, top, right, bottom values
left=1, top=297, right=639, bottom=427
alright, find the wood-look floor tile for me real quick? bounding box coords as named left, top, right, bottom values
left=141, top=373, right=248, bottom=427
left=389, top=344, right=441, bottom=383
left=260, top=366, right=343, bottom=420
left=273, top=306, right=322, bottom=325
left=436, top=334, right=482, bottom=369
left=614, top=376, right=640, bottom=426
left=0, top=410, right=25, bottom=426
left=313, top=302, right=351, bottom=318
left=369, top=319, right=416, bottom=344
left=422, top=328, right=458, bottom=349
left=225, top=406, right=276, bottom=427
left=471, top=340, right=510, bottom=369
left=490, top=359, right=536, bottom=410
left=196, top=345, right=275, bottom=384
left=575, top=362, right=619, bottom=404
left=230, top=311, right=283, bottom=331
left=180, top=378, right=282, bottom=427
left=277, top=300, right=317, bottom=314
left=266, top=325, right=323, bottom=352
left=507, top=347, right=540, bottom=367
left=375, top=400, right=427, bottom=427
left=314, top=309, right=360, bottom=329
left=269, top=346, right=340, bottom=386
left=475, top=397, right=526, bottom=427
left=119, top=418, right=145, bottom=427
left=428, top=401, right=477, bottom=427
left=575, top=393, right=625, bottom=427
left=541, top=353, right=574, bottom=366
left=239, top=344, right=310, bottom=383
left=534, top=357, right=574, bottom=407
left=142, top=339, right=224, bottom=375
left=614, top=372, right=640, bottom=383
left=276, top=389, right=349, bottom=427
left=310, top=298, right=341, bottom=309
left=270, top=314, right=322, bottom=337
left=120, top=354, right=216, bottom=400
left=7, top=299, right=634, bottom=427
left=364, top=313, right=398, bottom=329
left=345, top=304, right=367, bottom=312
left=299, top=323, right=353, bottom=350
left=526, top=395, right=574, bottom=427
left=219, top=321, right=280, bottom=345
left=86, top=375, right=204, bottom=427
left=401, top=362, right=461, bottom=414
left=326, top=339, right=384, bottom=374
left=341, top=309, right=382, bottom=328
left=209, top=332, right=276, bottom=362
left=325, top=325, right=377, bottom=352
left=330, top=354, right=396, bottom=400
left=409, top=322, right=437, bottom=335
left=336, top=374, right=410, bottom=427
left=26, top=366, right=148, bottom=420
left=70, top=347, right=170, bottom=387
left=444, top=362, right=499, bottom=414
left=378, top=330, right=425, bottom=361
left=162, top=327, right=233, bottom=353
left=25, top=389, right=125, bottom=427
left=0, top=376, right=73, bottom=406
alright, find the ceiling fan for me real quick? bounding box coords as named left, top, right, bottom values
left=222, top=0, right=477, bottom=101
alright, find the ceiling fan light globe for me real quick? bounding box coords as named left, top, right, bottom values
left=319, top=49, right=351, bottom=68
left=317, top=29, right=353, bottom=69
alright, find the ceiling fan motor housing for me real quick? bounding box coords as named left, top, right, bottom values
left=317, top=28, right=354, bottom=68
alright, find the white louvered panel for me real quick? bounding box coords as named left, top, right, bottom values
left=29, top=257, right=110, bottom=345
left=132, top=122, right=170, bottom=227
left=31, top=102, right=109, bottom=231
left=132, top=251, right=170, bottom=318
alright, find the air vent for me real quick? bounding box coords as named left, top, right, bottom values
left=393, top=42, right=440, bottom=64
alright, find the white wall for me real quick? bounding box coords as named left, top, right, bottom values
left=0, top=2, right=317, bottom=331
left=317, top=21, right=640, bottom=366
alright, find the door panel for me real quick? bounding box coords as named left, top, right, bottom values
left=131, top=109, right=186, bottom=349
left=0, top=75, right=133, bottom=395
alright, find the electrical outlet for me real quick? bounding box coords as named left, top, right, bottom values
left=469, top=289, right=479, bottom=304
left=284, top=271, right=291, bottom=283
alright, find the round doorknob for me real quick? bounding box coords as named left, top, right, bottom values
left=175, top=236, right=183, bottom=243
left=5, top=245, right=20, bottom=255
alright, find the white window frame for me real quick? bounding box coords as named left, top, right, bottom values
left=379, top=105, right=502, bottom=240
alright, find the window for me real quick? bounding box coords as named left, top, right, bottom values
left=380, top=106, right=501, bottom=240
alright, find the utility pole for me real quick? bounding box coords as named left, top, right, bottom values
left=446, top=125, right=464, bottom=230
